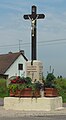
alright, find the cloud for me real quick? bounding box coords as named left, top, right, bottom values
left=38, top=11, right=66, bottom=36
left=0, top=26, right=4, bottom=29
left=0, top=3, right=23, bottom=13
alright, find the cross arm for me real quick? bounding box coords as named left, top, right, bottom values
left=23, top=14, right=45, bottom=20
left=23, top=15, right=31, bottom=19
left=23, top=14, right=37, bottom=20
left=37, top=14, right=45, bottom=19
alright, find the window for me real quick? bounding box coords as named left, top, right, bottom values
left=18, top=64, right=23, bottom=70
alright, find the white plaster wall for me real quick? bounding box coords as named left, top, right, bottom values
left=5, top=55, right=27, bottom=78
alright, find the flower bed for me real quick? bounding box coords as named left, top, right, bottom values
left=8, top=76, right=41, bottom=97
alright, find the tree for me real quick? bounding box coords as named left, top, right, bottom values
left=45, top=72, right=56, bottom=88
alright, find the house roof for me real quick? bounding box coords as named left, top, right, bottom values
left=0, top=51, right=28, bottom=74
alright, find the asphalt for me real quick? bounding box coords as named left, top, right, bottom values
left=0, top=98, right=66, bottom=117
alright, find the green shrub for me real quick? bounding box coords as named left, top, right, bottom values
left=45, top=73, right=56, bottom=88
left=54, top=78, right=66, bottom=102
left=0, top=78, right=9, bottom=97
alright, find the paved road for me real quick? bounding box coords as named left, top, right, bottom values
left=0, top=106, right=66, bottom=119
left=0, top=98, right=66, bottom=120
left=0, top=115, right=66, bottom=120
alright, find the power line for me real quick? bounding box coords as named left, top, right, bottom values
left=38, top=41, right=66, bottom=46
left=38, top=38, right=66, bottom=44
left=0, top=44, right=18, bottom=48
left=0, top=38, right=66, bottom=49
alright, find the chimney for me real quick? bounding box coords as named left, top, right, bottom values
left=8, top=51, right=12, bottom=54
left=20, top=50, right=24, bottom=55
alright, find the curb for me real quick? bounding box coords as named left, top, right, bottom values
left=0, top=107, right=66, bottom=117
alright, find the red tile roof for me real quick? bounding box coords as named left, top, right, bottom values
left=0, top=51, right=28, bottom=74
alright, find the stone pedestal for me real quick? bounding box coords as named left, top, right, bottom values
left=26, top=60, right=43, bottom=82
left=4, top=97, right=63, bottom=111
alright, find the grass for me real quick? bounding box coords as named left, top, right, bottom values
left=0, top=78, right=9, bottom=98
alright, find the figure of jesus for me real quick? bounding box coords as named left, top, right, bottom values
left=28, top=15, right=39, bottom=36
left=31, top=18, right=35, bottom=36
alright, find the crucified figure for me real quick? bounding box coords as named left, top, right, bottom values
left=28, top=15, right=38, bottom=36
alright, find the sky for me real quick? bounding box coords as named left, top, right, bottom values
left=0, top=0, right=66, bottom=78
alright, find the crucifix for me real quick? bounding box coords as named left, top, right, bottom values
left=23, top=5, right=45, bottom=63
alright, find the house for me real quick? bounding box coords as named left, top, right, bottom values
left=0, top=50, right=28, bottom=79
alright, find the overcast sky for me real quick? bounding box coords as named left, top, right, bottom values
left=0, top=0, right=66, bottom=77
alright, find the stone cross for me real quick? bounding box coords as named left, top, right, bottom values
left=23, top=5, right=45, bottom=63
